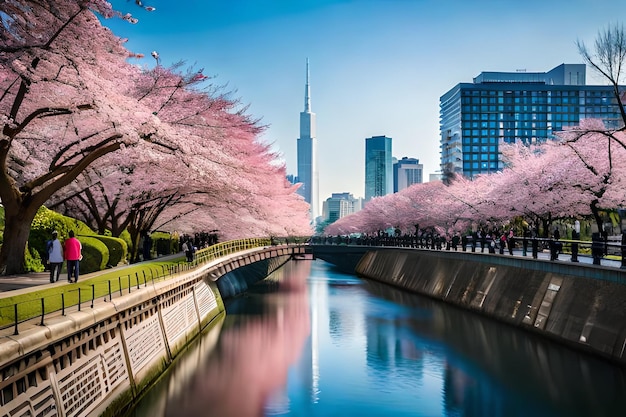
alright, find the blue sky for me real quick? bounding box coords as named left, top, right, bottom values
left=105, top=0, right=621, bottom=203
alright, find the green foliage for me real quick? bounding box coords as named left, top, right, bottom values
left=78, top=236, right=109, bottom=273
left=119, top=229, right=133, bottom=252
left=24, top=245, right=45, bottom=273
left=91, top=235, right=128, bottom=267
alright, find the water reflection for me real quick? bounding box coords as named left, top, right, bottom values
left=130, top=261, right=311, bottom=417
left=360, top=278, right=626, bottom=417
left=131, top=260, right=626, bottom=417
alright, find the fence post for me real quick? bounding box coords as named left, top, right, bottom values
left=108, top=280, right=112, bottom=301
left=91, top=285, right=95, bottom=308
left=136, top=272, right=140, bottom=289
left=118, top=276, right=123, bottom=296
left=40, top=298, right=45, bottom=326
left=62, top=293, right=65, bottom=316
left=13, top=304, right=18, bottom=335
left=78, top=288, right=81, bottom=311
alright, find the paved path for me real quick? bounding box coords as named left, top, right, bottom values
left=0, top=272, right=51, bottom=292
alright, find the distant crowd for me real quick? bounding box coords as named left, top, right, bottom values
left=312, top=226, right=621, bottom=265
left=178, top=231, right=219, bottom=262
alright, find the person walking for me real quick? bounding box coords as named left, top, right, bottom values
left=64, top=231, right=82, bottom=283
left=47, top=231, right=64, bottom=283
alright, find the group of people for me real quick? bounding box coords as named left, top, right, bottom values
left=181, top=239, right=196, bottom=262
left=317, top=225, right=566, bottom=259
left=46, top=230, right=83, bottom=283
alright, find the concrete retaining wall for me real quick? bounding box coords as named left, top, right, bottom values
left=0, top=244, right=307, bottom=417
left=310, top=244, right=626, bottom=365
left=353, top=248, right=626, bottom=365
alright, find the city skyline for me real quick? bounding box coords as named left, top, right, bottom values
left=104, top=0, right=622, bottom=201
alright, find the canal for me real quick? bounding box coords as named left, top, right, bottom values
left=128, top=259, right=626, bottom=417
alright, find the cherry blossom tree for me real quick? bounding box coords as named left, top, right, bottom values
left=51, top=62, right=311, bottom=255
left=125, top=64, right=312, bottom=241
left=0, top=0, right=163, bottom=274
left=553, top=119, right=626, bottom=231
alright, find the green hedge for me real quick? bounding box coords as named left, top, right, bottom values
left=78, top=236, right=109, bottom=274
left=91, top=235, right=128, bottom=267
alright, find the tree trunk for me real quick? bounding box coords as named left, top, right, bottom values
left=590, top=200, right=604, bottom=233
left=0, top=205, right=39, bottom=275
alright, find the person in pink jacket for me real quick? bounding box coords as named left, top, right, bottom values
left=64, top=231, right=82, bottom=283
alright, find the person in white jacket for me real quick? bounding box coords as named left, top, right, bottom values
left=47, top=231, right=64, bottom=283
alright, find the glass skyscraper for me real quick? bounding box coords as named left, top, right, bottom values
left=440, top=64, right=624, bottom=178
left=365, top=135, right=393, bottom=201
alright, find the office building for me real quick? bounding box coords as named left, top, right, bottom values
left=322, top=193, right=362, bottom=223
left=429, top=173, right=442, bottom=182
left=297, top=59, right=319, bottom=219
left=393, top=157, right=423, bottom=192
left=365, top=135, right=393, bottom=201
left=440, top=63, right=625, bottom=178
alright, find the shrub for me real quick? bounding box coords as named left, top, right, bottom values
left=24, top=245, right=45, bottom=273
left=92, top=235, right=128, bottom=267
left=77, top=236, right=109, bottom=274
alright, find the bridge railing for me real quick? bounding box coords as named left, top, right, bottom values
left=0, top=237, right=278, bottom=335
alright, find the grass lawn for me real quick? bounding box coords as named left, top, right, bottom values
left=0, top=256, right=188, bottom=329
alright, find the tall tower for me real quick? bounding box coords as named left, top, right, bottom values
left=297, top=58, right=319, bottom=220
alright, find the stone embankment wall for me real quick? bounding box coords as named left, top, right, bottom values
left=313, top=245, right=626, bottom=365
left=0, top=245, right=303, bottom=417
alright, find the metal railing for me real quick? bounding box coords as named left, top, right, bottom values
left=313, top=235, right=626, bottom=269
left=0, top=237, right=274, bottom=335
